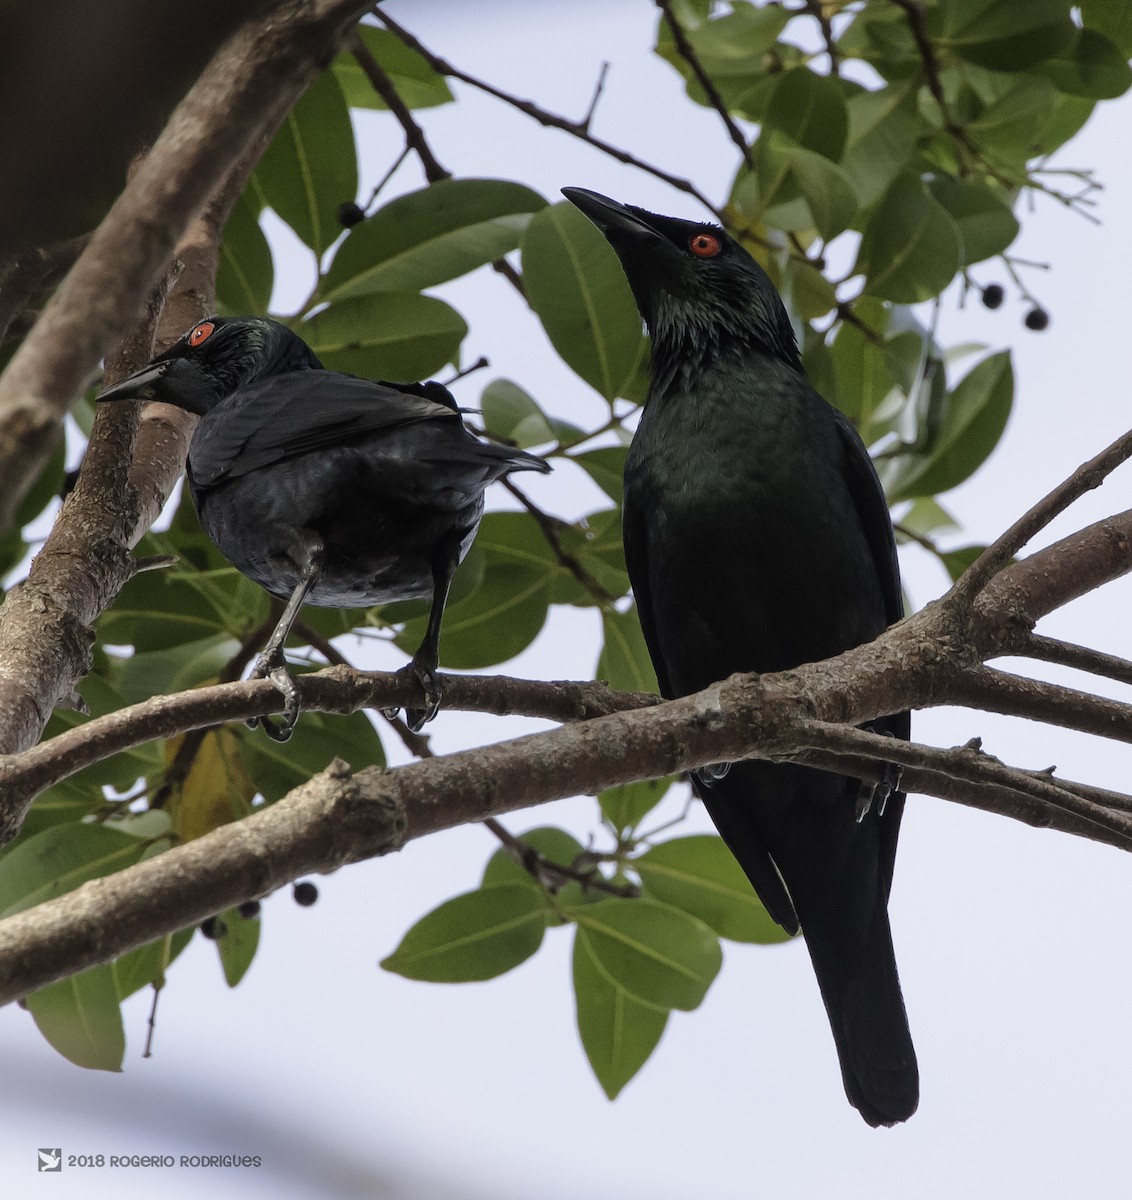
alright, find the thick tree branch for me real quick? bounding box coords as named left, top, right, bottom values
left=0, top=0, right=371, bottom=533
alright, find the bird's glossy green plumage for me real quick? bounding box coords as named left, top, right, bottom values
left=565, top=187, right=917, bottom=1127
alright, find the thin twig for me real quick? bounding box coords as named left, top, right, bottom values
left=502, top=478, right=619, bottom=607
left=655, top=0, right=755, bottom=172
left=1015, top=635, right=1132, bottom=690
left=483, top=816, right=638, bottom=898
left=372, top=6, right=724, bottom=220
left=350, top=33, right=450, bottom=183
left=949, top=425, right=1132, bottom=603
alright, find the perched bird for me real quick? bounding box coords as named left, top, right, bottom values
left=564, top=188, right=917, bottom=1127
left=98, top=316, right=549, bottom=739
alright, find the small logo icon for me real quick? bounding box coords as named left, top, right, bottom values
left=38, top=1149, right=62, bottom=1172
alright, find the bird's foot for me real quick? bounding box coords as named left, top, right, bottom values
left=384, top=660, right=443, bottom=732
left=247, top=652, right=301, bottom=742
left=855, top=751, right=904, bottom=822
left=694, top=761, right=732, bottom=787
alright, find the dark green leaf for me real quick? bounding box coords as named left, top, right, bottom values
left=27, top=966, right=125, bottom=1071
left=396, top=560, right=552, bottom=669
left=253, top=70, right=357, bottom=256
left=967, top=77, right=1058, bottom=163
left=573, top=928, right=668, bottom=1099
left=381, top=885, right=549, bottom=981
left=841, top=83, right=923, bottom=208
left=830, top=320, right=893, bottom=425
left=242, top=704, right=385, bottom=803
left=1031, top=27, right=1132, bottom=99
left=572, top=446, right=628, bottom=504
left=321, top=179, right=544, bottom=303
left=216, top=186, right=274, bottom=314
left=522, top=202, right=646, bottom=401
left=480, top=378, right=580, bottom=449
left=940, top=0, right=1075, bottom=70
left=214, top=905, right=261, bottom=987
left=0, top=825, right=147, bottom=918
left=332, top=25, right=453, bottom=110
left=764, top=67, right=848, bottom=160
left=856, top=174, right=962, bottom=303
left=302, top=292, right=466, bottom=381
left=1081, top=0, right=1132, bottom=55
left=636, top=835, right=792, bottom=944
left=599, top=776, right=676, bottom=832
left=597, top=606, right=659, bottom=694
left=927, top=177, right=1019, bottom=264
left=568, top=897, right=722, bottom=1011
left=482, top=827, right=587, bottom=889
left=941, top=544, right=990, bottom=581
left=113, top=930, right=193, bottom=1001
left=889, top=351, right=1013, bottom=499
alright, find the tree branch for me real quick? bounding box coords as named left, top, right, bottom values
left=0, top=0, right=371, bottom=533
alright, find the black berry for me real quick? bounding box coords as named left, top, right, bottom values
left=338, top=201, right=365, bottom=228
left=1024, top=306, right=1050, bottom=331
left=200, top=916, right=226, bottom=939
left=293, top=881, right=319, bottom=907
left=981, top=283, right=1004, bottom=310
left=237, top=900, right=261, bottom=920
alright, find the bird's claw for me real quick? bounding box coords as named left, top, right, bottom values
left=694, top=761, right=732, bottom=787
left=402, top=660, right=442, bottom=733
left=855, top=757, right=903, bottom=822
left=246, top=654, right=301, bottom=742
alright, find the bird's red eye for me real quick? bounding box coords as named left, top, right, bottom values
left=689, top=232, right=722, bottom=259
left=188, top=321, right=215, bottom=347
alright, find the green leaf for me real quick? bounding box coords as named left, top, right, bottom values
left=302, top=292, right=466, bottom=381
left=321, top=179, right=544, bottom=304
left=480, top=378, right=580, bottom=449
left=0, top=825, right=147, bottom=918
left=597, top=606, right=658, bottom=694
left=856, top=174, right=962, bottom=303
left=841, top=83, right=923, bottom=209
left=636, top=836, right=792, bottom=944
left=522, top=201, right=647, bottom=401
left=599, top=776, right=676, bottom=832
left=572, top=446, right=629, bottom=504
left=763, top=67, right=848, bottom=160
left=27, top=966, right=125, bottom=1071
left=113, top=931, right=193, bottom=1002
left=568, top=897, right=722, bottom=1011
left=1030, top=27, right=1132, bottom=99
left=573, top=929, right=668, bottom=1099
left=242, top=704, right=385, bottom=803
left=889, top=351, right=1013, bottom=499
left=332, top=25, right=453, bottom=110
left=395, top=558, right=552, bottom=669
left=216, top=187, right=274, bottom=314
left=927, top=178, right=1019, bottom=265
left=941, top=544, right=990, bottom=581
left=830, top=320, right=893, bottom=426
left=482, top=827, right=587, bottom=889
left=1081, top=0, right=1132, bottom=55
left=253, top=69, right=357, bottom=257
left=939, top=0, right=1075, bottom=70
left=967, top=77, right=1058, bottom=163
left=381, top=885, right=549, bottom=981
left=213, top=905, right=261, bottom=988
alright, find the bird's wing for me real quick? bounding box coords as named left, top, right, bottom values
left=189, top=371, right=462, bottom=488
left=832, top=409, right=903, bottom=627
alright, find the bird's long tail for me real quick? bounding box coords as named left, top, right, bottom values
left=798, top=890, right=919, bottom=1127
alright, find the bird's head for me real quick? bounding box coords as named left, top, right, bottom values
left=96, top=315, right=323, bottom=415
left=563, top=187, right=800, bottom=379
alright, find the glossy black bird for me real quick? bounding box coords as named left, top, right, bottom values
left=98, top=316, right=549, bottom=739
left=564, top=188, right=917, bottom=1127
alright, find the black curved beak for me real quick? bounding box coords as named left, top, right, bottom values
left=96, top=360, right=173, bottom=403
left=561, top=188, right=664, bottom=249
